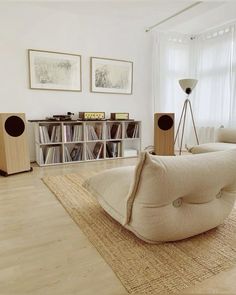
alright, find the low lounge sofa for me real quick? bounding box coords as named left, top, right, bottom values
left=190, top=127, right=236, bottom=153
left=84, top=150, right=236, bottom=243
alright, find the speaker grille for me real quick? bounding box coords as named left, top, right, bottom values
left=5, top=116, right=25, bottom=137
left=157, top=115, right=173, bottom=131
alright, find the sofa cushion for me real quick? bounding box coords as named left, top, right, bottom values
left=125, top=151, right=236, bottom=242
left=84, top=150, right=236, bottom=242
left=217, top=128, right=236, bottom=143
left=190, top=142, right=236, bottom=154
left=83, top=166, right=135, bottom=224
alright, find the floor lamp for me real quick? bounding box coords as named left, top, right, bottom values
left=174, top=79, right=199, bottom=155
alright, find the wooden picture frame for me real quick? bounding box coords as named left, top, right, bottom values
left=90, top=57, right=133, bottom=94
left=28, top=49, right=82, bottom=92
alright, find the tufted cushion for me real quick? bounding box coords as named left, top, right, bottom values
left=84, top=150, right=236, bottom=243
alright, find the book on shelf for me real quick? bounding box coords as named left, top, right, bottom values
left=107, top=123, right=121, bottom=139
left=39, top=147, right=44, bottom=164
left=64, top=125, right=72, bottom=142
left=39, top=125, right=50, bottom=143
left=64, top=124, right=83, bottom=142
left=72, top=125, right=83, bottom=141
left=39, top=125, right=61, bottom=143
left=86, top=145, right=94, bottom=160
left=95, top=123, right=103, bottom=139
left=93, top=142, right=104, bottom=159
left=64, top=146, right=72, bottom=162
left=86, top=123, right=103, bottom=140
left=43, top=146, right=61, bottom=164
left=86, top=142, right=104, bottom=160
left=64, top=144, right=84, bottom=162
left=39, top=126, right=45, bottom=143
left=50, top=125, right=61, bottom=142
left=106, top=141, right=121, bottom=158
left=126, top=122, right=139, bottom=138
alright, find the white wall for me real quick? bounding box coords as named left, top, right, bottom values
left=0, top=2, right=153, bottom=161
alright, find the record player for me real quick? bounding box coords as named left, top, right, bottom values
left=46, top=112, right=75, bottom=121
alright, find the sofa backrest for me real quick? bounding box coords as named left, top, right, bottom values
left=124, top=150, right=236, bottom=226
left=123, top=150, right=236, bottom=241
left=217, top=128, right=236, bottom=143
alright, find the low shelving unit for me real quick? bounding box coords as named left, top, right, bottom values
left=34, top=120, right=141, bottom=166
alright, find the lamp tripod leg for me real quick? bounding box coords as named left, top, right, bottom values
left=179, top=101, right=188, bottom=155
left=174, top=100, right=187, bottom=144
left=188, top=100, right=199, bottom=145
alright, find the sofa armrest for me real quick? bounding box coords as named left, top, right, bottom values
left=83, top=166, right=135, bottom=223
left=217, top=128, right=236, bottom=143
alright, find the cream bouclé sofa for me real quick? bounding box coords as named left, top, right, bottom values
left=84, top=150, right=236, bottom=243
left=190, top=128, right=236, bottom=154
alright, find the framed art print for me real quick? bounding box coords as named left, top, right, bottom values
left=28, top=49, right=82, bottom=92
left=90, top=57, right=133, bottom=94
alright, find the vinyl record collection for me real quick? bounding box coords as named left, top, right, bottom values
left=86, top=124, right=103, bottom=140
left=86, top=142, right=104, bottom=160
left=39, top=146, right=61, bottom=165
left=106, top=123, right=122, bottom=139
left=64, top=144, right=84, bottom=162
left=39, top=125, right=61, bottom=143
left=35, top=120, right=140, bottom=166
left=106, top=141, right=121, bottom=158
left=125, top=122, right=139, bottom=138
left=64, top=124, right=83, bottom=142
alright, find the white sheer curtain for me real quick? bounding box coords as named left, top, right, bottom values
left=152, top=32, right=197, bottom=148
left=192, top=24, right=236, bottom=131
left=152, top=32, right=190, bottom=116
left=152, top=23, right=236, bottom=145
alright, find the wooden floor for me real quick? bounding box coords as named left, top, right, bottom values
left=0, top=159, right=236, bottom=295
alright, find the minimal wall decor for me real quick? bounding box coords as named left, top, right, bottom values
left=28, top=49, right=82, bottom=92
left=90, top=57, right=133, bottom=94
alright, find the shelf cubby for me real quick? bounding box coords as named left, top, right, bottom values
left=85, top=122, right=104, bottom=141
left=63, top=123, right=83, bottom=143
left=86, top=141, right=104, bottom=160
left=106, top=141, right=122, bottom=158
left=64, top=143, right=84, bottom=162
left=124, top=121, right=140, bottom=139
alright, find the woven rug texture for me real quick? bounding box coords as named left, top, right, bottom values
left=42, top=172, right=236, bottom=295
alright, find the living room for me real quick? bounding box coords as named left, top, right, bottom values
left=0, top=1, right=236, bottom=294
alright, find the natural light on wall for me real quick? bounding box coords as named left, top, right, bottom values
left=153, top=22, right=236, bottom=146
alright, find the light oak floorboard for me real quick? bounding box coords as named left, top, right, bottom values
left=0, top=158, right=235, bottom=294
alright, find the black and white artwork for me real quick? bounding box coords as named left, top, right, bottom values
left=28, top=50, right=81, bottom=91
left=91, top=57, right=133, bottom=94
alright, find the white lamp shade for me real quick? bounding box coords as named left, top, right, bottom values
left=179, top=79, right=198, bottom=94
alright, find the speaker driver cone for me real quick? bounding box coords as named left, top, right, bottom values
left=157, top=115, right=173, bottom=131
left=5, top=116, right=25, bottom=137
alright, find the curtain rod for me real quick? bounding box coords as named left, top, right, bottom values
left=145, top=1, right=202, bottom=32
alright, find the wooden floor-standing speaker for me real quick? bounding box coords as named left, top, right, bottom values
left=0, top=113, right=31, bottom=176
left=154, top=113, right=175, bottom=155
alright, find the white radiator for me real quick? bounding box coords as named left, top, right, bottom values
left=196, top=126, right=216, bottom=144
left=175, top=126, right=217, bottom=151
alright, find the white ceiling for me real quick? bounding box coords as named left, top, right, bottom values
left=160, top=1, right=236, bottom=34
left=2, top=1, right=236, bottom=34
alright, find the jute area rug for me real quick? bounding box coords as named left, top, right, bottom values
left=43, top=172, right=236, bottom=294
